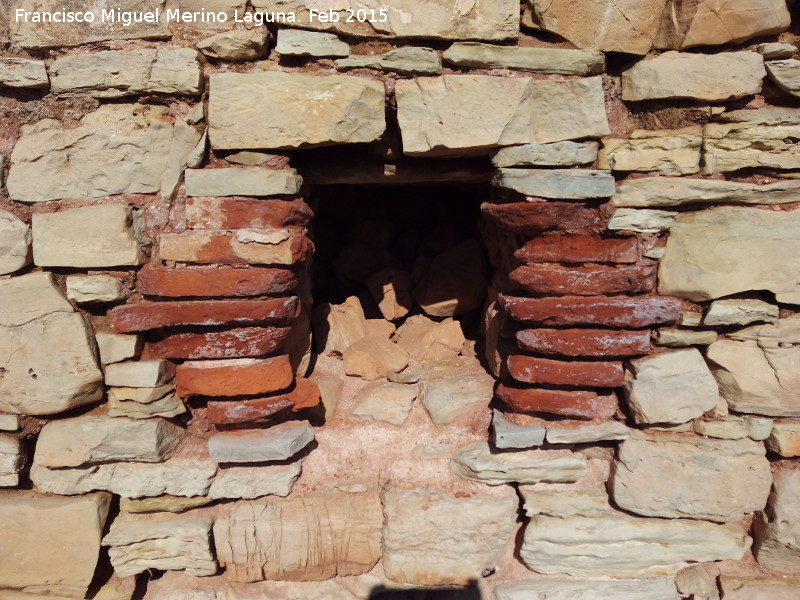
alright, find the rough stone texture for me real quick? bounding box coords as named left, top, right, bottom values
left=138, top=265, right=297, bottom=298
left=184, top=168, right=302, bottom=197
left=177, top=356, right=294, bottom=398
left=508, top=355, right=625, bottom=387
left=151, top=327, right=290, bottom=360
left=120, top=496, right=212, bottom=514
left=517, top=328, right=651, bottom=357
left=759, top=42, right=797, bottom=59
left=106, top=359, right=175, bottom=388
left=50, top=49, right=202, bottom=97
left=276, top=29, right=349, bottom=57
left=336, top=48, right=442, bottom=75
left=451, top=442, right=587, bottom=485
left=214, top=489, right=383, bottom=581
left=704, top=298, right=779, bottom=326
left=521, top=513, right=750, bottom=577
left=342, top=336, right=409, bottom=380
left=703, top=122, right=800, bottom=173
left=515, top=235, right=639, bottom=264
left=0, top=414, right=21, bottom=432
left=35, top=415, right=180, bottom=468
left=366, top=268, right=412, bottom=321
left=766, top=420, right=800, bottom=457
left=198, top=28, right=269, bottom=60
left=531, top=0, right=668, bottom=55
left=607, top=208, right=677, bottom=233
left=0, top=271, right=73, bottom=327
left=657, top=328, right=717, bottom=347
left=546, top=421, right=630, bottom=444
left=349, top=381, right=417, bottom=425
left=159, top=229, right=311, bottom=266
left=659, top=207, right=800, bottom=303
left=185, top=197, right=313, bottom=229
left=492, top=141, right=599, bottom=168
left=108, top=386, right=186, bottom=419
left=396, top=75, right=609, bottom=156
left=66, top=275, right=128, bottom=304
left=33, top=205, right=145, bottom=267
left=720, top=575, right=800, bottom=600
left=103, top=513, right=217, bottom=577
left=0, top=210, right=32, bottom=275
left=492, top=409, right=546, bottom=449
left=611, top=432, right=772, bottom=522
left=208, top=421, right=314, bottom=463
left=623, top=348, right=719, bottom=425
left=510, top=264, right=656, bottom=296
left=206, top=396, right=293, bottom=426
left=0, top=57, right=48, bottom=88
left=495, top=578, right=680, bottom=600
left=754, top=468, right=800, bottom=573
left=598, top=128, right=702, bottom=175
left=482, top=200, right=603, bottom=235
left=497, top=384, right=602, bottom=419
left=394, top=315, right=465, bottom=362
left=766, top=59, right=800, bottom=98
left=209, top=72, right=386, bottom=150
left=8, top=104, right=174, bottom=202
left=493, top=169, right=615, bottom=199
left=0, top=434, right=24, bottom=487
left=0, top=492, right=111, bottom=597
left=381, top=485, right=517, bottom=585
left=656, top=0, right=791, bottom=49
left=443, top=43, right=605, bottom=74
left=519, top=488, right=610, bottom=518
left=208, top=463, right=301, bottom=500
left=621, top=51, right=765, bottom=101
left=419, top=373, right=494, bottom=426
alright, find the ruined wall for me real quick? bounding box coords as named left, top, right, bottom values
left=2, top=0, right=800, bottom=599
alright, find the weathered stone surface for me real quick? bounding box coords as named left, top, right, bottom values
left=598, top=128, right=702, bottom=175
left=11, top=0, right=169, bottom=48
left=0, top=57, right=48, bottom=88
left=104, top=513, right=217, bottom=577
left=185, top=197, right=313, bottom=229
left=396, top=75, right=609, bottom=156
left=198, top=28, right=269, bottom=60
left=177, top=356, right=294, bottom=398
left=622, top=51, right=765, bottom=101
left=336, top=48, right=442, bottom=75
left=767, top=59, right=800, bottom=98
left=501, top=295, right=682, bottom=328
left=611, top=432, right=771, bottom=522
left=719, top=106, right=800, bottom=123
left=0, top=271, right=72, bottom=328
left=206, top=395, right=293, bottom=425
left=33, top=205, right=145, bottom=267
left=151, top=327, right=290, bottom=360
left=624, top=349, right=718, bottom=425
left=451, top=442, right=587, bottom=485
left=659, top=207, right=800, bottom=303
left=531, top=0, right=668, bottom=55
left=208, top=463, right=301, bottom=500
left=519, top=488, right=610, bottom=518
left=521, top=513, right=750, bottom=577
left=66, top=275, right=128, bottom=304
left=31, top=457, right=217, bottom=498
left=8, top=104, right=173, bottom=202
left=214, top=488, right=383, bottom=581
left=0, top=491, right=111, bottom=597
left=420, top=373, right=494, bottom=426
left=492, top=141, right=599, bottom=168
left=444, top=43, right=604, bottom=74
left=276, top=29, right=349, bottom=57
left=754, top=468, right=800, bottom=573
left=106, top=359, right=175, bottom=388
left=208, top=421, right=314, bottom=464
left=547, top=421, right=630, bottom=444
left=394, top=315, right=466, bottom=362
left=613, top=176, right=800, bottom=207
left=516, top=234, right=638, bottom=264
left=493, top=169, right=615, bottom=199
left=343, top=336, right=409, bottom=381
left=704, top=122, right=800, bottom=173
left=108, top=385, right=186, bottom=419
left=482, top=200, right=602, bottom=235
left=413, top=240, right=486, bottom=317
left=139, top=265, right=296, bottom=298
left=495, top=577, right=680, bottom=600
left=674, top=565, right=719, bottom=600
left=50, top=49, right=201, bottom=97
left=746, top=416, right=775, bottom=441
left=759, top=42, right=796, bottom=59
left=110, top=297, right=300, bottom=332
left=382, top=485, right=517, bottom=585
left=209, top=72, right=385, bottom=150
left=766, top=420, right=800, bottom=457
left=0, top=434, right=24, bottom=486
left=120, top=495, right=212, bottom=514
left=366, top=268, right=412, bottom=321
left=185, top=167, right=302, bottom=196
left=0, top=414, right=21, bottom=431
left=35, top=415, right=180, bottom=468
left=657, top=328, right=717, bottom=347
left=497, top=384, right=602, bottom=419
left=492, top=410, right=546, bottom=449
left=517, top=328, right=650, bottom=357
left=607, top=208, right=677, bottom=232
left=720, top=575, right=800, bottom=600
left=0, top=210, right=31, bottom=275
left=349, top=381, right=417, bottom=426
left=314, top=296, right=368, bottom=356
left=159, top=229, right=311, bottom=266
left=509, top=355, right=624, bottom=387
left=704, top=299, right=779, bottom=326
left=511, top=264, right=656, bottom=296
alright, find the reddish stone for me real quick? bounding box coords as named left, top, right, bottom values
left=515, top=235, right=639, bottom=264
left=138, top=265, right=297, bottom=297
left=149, top=327, right=291, bottom=359
left=481, top=201, right=601, bottom=236
left=109, top=297, right=300, bottom=332
left=206, top=377, right=321, bottom=424
left=176, top=355, right=294, bottom=398
left=509, top=264, right=657, bottom=296
left=496, top=383, right=598, bottom=419
left=159, top=229, right=313, bottom=265
left=185, top=197, right=313, bottom=229
left=507, top=355, right=625, bottom=387
left=499, top=295, right=682, bottom=328
left=516, top=328, right=651, bottom=357
left=289, top=377, right=322, bottom=412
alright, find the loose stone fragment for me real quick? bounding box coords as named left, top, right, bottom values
left=159, top=229, right=312, bottom=266
left=366, top=268, right=413, bottom=321
left=613, top=176, right=800, bottom=207
left=208, top=421, right=314, bottom=463
left=0, top=210, right=32, bottom=275
left=492, top=169, right=615, bottom=199
left=451, top=442, right=587, bottom=485
left=704, top=298, right=779, bottom=326
left=611, top=432, right=771, bottom=522
left=508, top=355, right=624, bottom=388
left=623, top=348, right=718, bottom=425
left=349, top=381, right=417, bottom=426
left=420, top=373, right=494, bottom=426
left=0, top=57, right=48, bottom=88
left=492, top=410, right=546, bottom=449
left=106, top=360, right=175, bottom=388
left=444, top=43, right=604, bottom=75
left=343, top=336, right=410, bottom=381
left=108, top=385, right=186, bottom=419
left=66, top=275, right=128, bottom=304
left=758, top=42, right=797, bottom=59
left=176, top=356, right=294, bottom=398
left=607, top=208, right=677, bottom=233
left=766, top=420, right=800, bottom=456
left=198, top=28, right=269, bottom=60
left=656, top=328, right=717, bottom=347
left=754, top=468, right=800, bottom=573
left=335, top=48, right=442, bottom=75
left=494, top=577, right=680, bottom=600
left=598, top=128, right=702, bottom=175
left=275, top=29, right=349, bottom=57
left=208, top=463, right=301, bottom=500
left=517, top=328, right=650, bottom=358
left=184, top=167, right=302, bottom=196
left=382, top=485, right=517, bottom=585
left=621, top=51, right=765, bottom=101
left=492, top=141, right=599, bottom=168
left=767, top=59, right=800, bottom=98
left=413, top=240, right=486, bottom=317
left=394, top=315, right=465, bottom=362
left=546, top=421, right=630, bottom=444
left=518, top=488, right=610, bottom=518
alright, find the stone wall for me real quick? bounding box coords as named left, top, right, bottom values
left=2, top=1, right=800, bottom=599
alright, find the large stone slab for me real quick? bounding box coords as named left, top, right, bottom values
left=208, top=421, right=314, bottom=463
left=492, top=169, right=615, bottom=199
left=184, top=168, right=302, bottom=197
left=720, top=575, right=800, bottom=600
left=495, top=578, right=680, bottom=600
left=451, top=442, right=587, bottom=485
left=658, top=207, right=800, bottom=303
left=382, top=485, right=517, bottom=585
left=208, top=72, right=385, bottom=150
left=0, top=210, right=32, bottom=275
left=754, top=468, right=800, bottom=573
left=613, top=176, right=800, bottom=207
left=520, top=514, right=750, bottom=577
left=214, top=488, right=383, bottom=581
left=622, top=51, right=765, bottom=101
left=396, top=75, right=609, bottom=156
left=443, top=43, right=604, bottom=75
left=703, top=122, right=800, bottom=173
left=0, top=491, right=111, bottom=597
left=8, top=104, right=174, bottom=202
left=492, top=141, right=599, bottom=168
left=611, top=432, right=772, bottom=522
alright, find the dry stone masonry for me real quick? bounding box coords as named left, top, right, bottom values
left=2, top=0, right=800, bottom=599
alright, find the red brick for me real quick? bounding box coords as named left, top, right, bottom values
left=500, top=295, right=682, bottom=328
left=509, top=264, right=657, bottom=296
left=496, top=383, right=598, bottom=419
left=176, top=355, right=294, bottom=398
left=507, top=355, right=625, bottom=387
left=515, top=235, right=639, bottom=264
left=138, top=265, right=297, bottom=297
left=481, top=201, right=601, bottom=235
left=517, top=328, right=651, bottom=357
left=206, top=377, right=321, bottom=424
left=109, top=297, right=299, bottom=332
left=159, top=229, right=313, bottom=265
left=185, top=197, right=313, bottom=229
left=149, top=327, right=291, bottom=359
